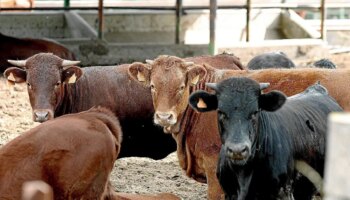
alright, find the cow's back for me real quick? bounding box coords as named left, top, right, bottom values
left=0, top=33, right=75, bottom=72
left=62, top=65, right=176, bottom=159
left=0, top=107, right=121, bottom=199
left=185, top=53, right=245, bottom=70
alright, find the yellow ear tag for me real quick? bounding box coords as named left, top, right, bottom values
left=8, top=73, right=16, bottom=82
left=197, top=98, right=207, bottom=109
left=137, top=71, right=146, bottom=82
left=191, top=75, right=200, bottom=85
left=68, top=73, right=77, bottom=84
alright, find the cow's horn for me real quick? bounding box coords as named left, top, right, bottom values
left=62, top=60, right=80, bottom=67
left=146, top=59, right=154, bottom=65
left=259, top=83, right=270, bottom=90
left=206, top=82, right=218, bottom=91
left=7, top=60, right=26, bottom=67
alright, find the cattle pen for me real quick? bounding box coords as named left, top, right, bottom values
left=1, top=0, right=350, bottom=199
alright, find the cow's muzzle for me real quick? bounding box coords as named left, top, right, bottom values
left=154, top=111, right=177, bottom=127
left=225, top=143, right=250, bottom=161
left=33, top=109, right=53, bottom=123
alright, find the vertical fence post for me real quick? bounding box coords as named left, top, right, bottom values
left=175, top=0, right=182, bottom=44
left=64, top=0, right=70, bottom=10
left=320, top=0, right=326, bottom=40
left=324, top=113, right=350, bottom=200
left=209, top=0, right=217, bottom=55
left=98, top=0, right=104, bottom=39
left=246, top=0, right=251, bottom=42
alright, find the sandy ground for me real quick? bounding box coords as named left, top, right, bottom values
left=0, top=52, right=349, bottom=199
left=0, top=77, right=207, bottom=200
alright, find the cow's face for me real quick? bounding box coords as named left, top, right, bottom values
left=128, top=55, right=206, bottom=133
left=4, top=53, right=82, bottom=122
left=189, top=77, right=286, bottom=165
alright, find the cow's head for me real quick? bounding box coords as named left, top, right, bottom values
left=128, top=55, right=206, bottom=133
left=4, top=53, right=82, bottom=122
left=189, top=77, right=286, bottom=165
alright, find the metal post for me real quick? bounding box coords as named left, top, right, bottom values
left=98, top=0, right=104, bottom=39
left=320, top=0, right=326, bottom=40
left=246, top=0, right=251, bottom=42
left=209, top=0, right=217, bottom=55
left=175, top=0, right=182, bottom=44
left=324, top=113, right=350, bottom=200
left=64, top=0, right=70, bottom=9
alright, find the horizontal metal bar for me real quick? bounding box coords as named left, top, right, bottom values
left=1, top=3, right=350, bottom=11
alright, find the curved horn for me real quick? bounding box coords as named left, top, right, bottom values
left=259, top=82, right=270, bottom=90
left=185, top=62, right=194, bottom=67
left=206, top=82, right=218, bottom=91
left=7, top=59, right=26, bottom=67
left=62, top=60, right=80, bottom=67
left=145, top=59, right=154, bottom=65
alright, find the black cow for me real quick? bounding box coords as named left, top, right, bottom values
left=189, top=77, right=343, bottom=199
left=311, top=58, right=337, bottom=69
left=247, top=52, right=295, bottom=70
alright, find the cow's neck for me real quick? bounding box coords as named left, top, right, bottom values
left=171, top=67, right=220, bottom=180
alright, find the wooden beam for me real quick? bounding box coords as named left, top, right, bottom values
left=209, top=0, right=217, bottom=55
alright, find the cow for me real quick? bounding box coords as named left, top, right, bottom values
left=1, top=107, right=181, bottom=200
left=311, top=58, right=337, bottom=69
left=127, top=55, right=350, bottom=199
left=3, top=52, right=243, bottom=159
left=189, top=78, right=343, bottom=199
left=247, top=52, right=295, bottom=70
left=0, top=32, right=76, bottom=72
left=0, top=107, right=122, bottom=199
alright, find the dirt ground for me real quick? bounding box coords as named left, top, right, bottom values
left=0, top=77, right=207, bottom=199
left=0, top=52, right=349, bottom=199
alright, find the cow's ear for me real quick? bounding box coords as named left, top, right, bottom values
left=189, top=90, right=218, bottom=112
left=128, top=62, right=151, bottom=86
left=62, top=66, right=83, bottom=84
left=187, top=65, right=207, bottom=86
left=4, top=67, right=26, bottom=85
left=259, top=90, right=286, bottom=112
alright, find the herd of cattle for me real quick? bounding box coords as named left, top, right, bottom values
left=0, top=33, right=345, bottom=200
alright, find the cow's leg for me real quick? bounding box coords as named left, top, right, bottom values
left=205, top=158, right=224, bottom=200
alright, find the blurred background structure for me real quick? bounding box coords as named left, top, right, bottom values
left=0, top=0, right=349, bottom=66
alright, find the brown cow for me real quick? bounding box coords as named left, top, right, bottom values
left=0, top=32, right=75, bottom=72
left=3, top=52, right=243, bottom=159
left=0, top=107, right=122, bottom=199
left=128, top=55, right=350, bottom=199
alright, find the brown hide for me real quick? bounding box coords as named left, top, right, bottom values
left=0, top=33, right=75, bottom=72
left=0, top=107, right=122, bottom=200
left=128, top=55, right=244, bottom=200
left=220, top=68, right=350, bottom=111
left=4, top=53, right=176, bottom=159
left=185, top=53, right=245, bottom=70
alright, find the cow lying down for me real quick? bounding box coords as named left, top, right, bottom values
left=0, top=107, right=180, bottom=200
left=189, top=78, right=343, bottom=200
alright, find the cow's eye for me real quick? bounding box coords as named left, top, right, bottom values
left=150, top=84, right=156, bottom=92
left=27, top=82, right=32, bottom=89
left=179, top=85, right=185, bottom=92
left=54, top=82, right=61, bottom=88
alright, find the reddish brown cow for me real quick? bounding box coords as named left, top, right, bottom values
left=1, top=107, right=180, bottom=200
left=0, top=33, right=75, bottom=72
left=3, top=52, right=243, bottom=159
left=128, top=55, right=350, bottom=199
left=0, top=107, right=122, bottom=199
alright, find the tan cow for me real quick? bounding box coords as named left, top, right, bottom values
left=128, top=55, right=350, bottom=199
